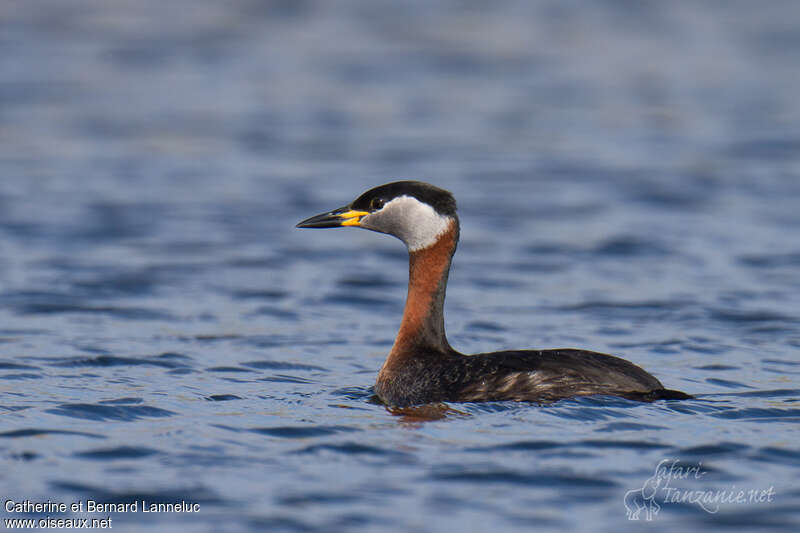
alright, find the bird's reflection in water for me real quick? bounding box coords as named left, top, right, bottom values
left=387, top=403, right=470, bottom=422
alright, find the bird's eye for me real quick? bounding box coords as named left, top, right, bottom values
left=370, top=198, right=385, bottom=211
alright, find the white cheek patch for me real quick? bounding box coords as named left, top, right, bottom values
left=362, top=195, right=452, bottom=252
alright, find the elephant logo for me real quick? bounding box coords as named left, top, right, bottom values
left=623, top=472, right=662, bottom=521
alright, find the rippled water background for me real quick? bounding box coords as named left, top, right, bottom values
left=2, top=1, right=799, bottom=531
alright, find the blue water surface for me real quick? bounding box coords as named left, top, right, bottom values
left=1, top=1, right=799, bottom=532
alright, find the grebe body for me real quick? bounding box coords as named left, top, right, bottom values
left=297, top=181, right=690, bottom=407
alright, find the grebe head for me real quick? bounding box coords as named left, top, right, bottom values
left=296, top=181, right=457, bottom=251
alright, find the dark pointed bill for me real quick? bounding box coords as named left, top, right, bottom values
left=296, top=206, right=369, bottom=228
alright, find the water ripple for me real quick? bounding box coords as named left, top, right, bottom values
left=45, top=403, right=176, bottom=422
left=0, top=428, right=106, bottom=439
left=249, top=426, right=358, bottom=439
left=204, top=394, right=242, bottom=401
left=9, top=301, right=175, bottom=320
left=429, top=466, right=618, bottom=488
left=74, top=446, right=160, bottom=460
left=49, top=481, right=224, bottom=506
left=0, top=361, right=40, bottom=370
left=241, top=360, right=328, bottom=372
left=677, top=443, right=750, bottom=457
left=295, top=442, right=410, bottom=457
left=709, top=407, right=800, bottom=421
left=46, top=354, right=192, bottom=369
left=739, top=251, right=800, bottom=268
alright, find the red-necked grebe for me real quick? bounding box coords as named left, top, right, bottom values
left=297, top=181, right=690, bottom=407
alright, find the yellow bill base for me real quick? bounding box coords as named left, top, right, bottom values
left=338, top=210, right=368, bottom=226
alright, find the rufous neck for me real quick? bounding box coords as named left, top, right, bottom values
left=391, top=220, right=459, bottom=355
